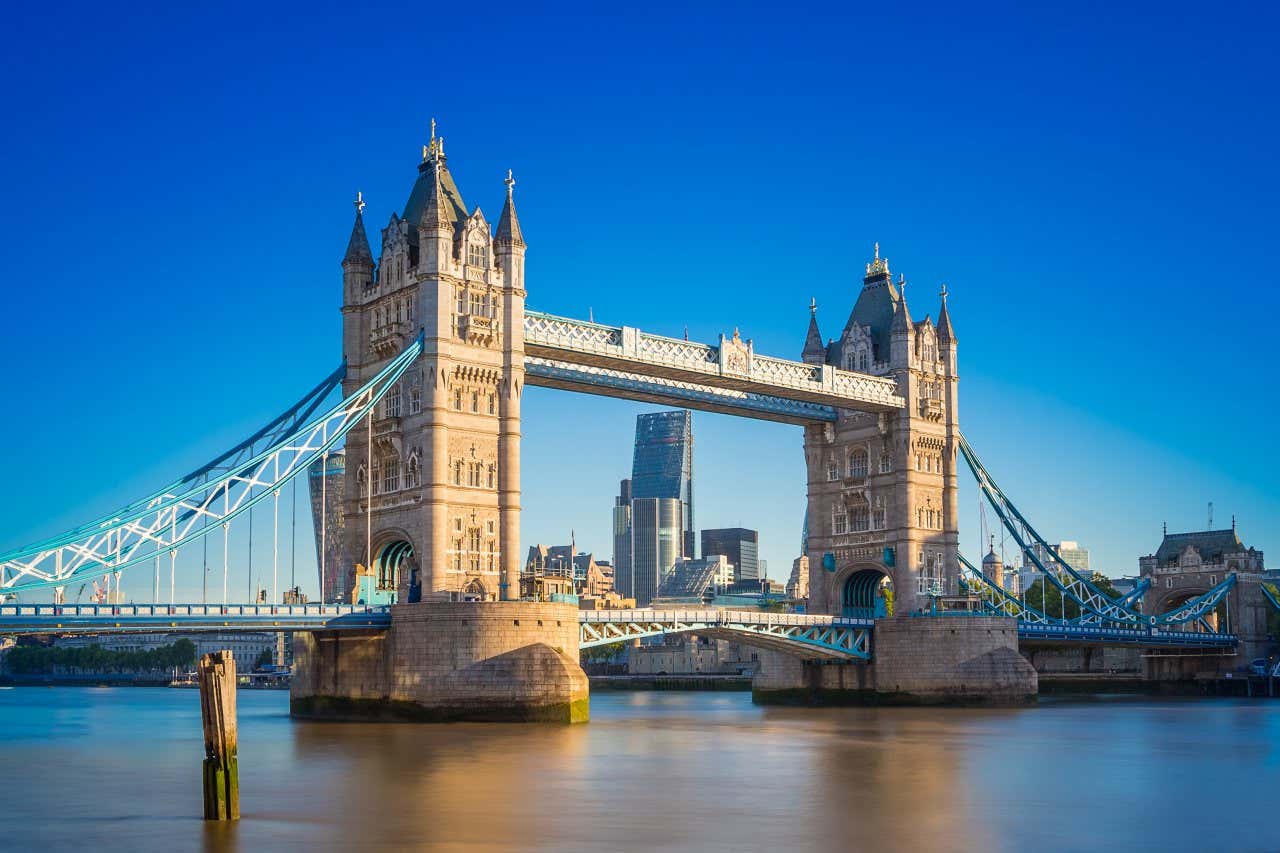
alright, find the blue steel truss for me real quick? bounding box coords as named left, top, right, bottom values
left=958, top=434, right=1235, bottom=630
left=578, top=609, right=871, bottom=659
left=0, top=339, right=421, bottom=595
left=958, top=557, right=1237, bottom=646
left=0, top=364, right=345, bottom=563
left=1263, top=583, right=1280, bottom=613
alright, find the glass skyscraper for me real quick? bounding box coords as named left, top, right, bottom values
left=631, top=410, right=695, bottom=558
left=625, top=411, right=695, bottom=606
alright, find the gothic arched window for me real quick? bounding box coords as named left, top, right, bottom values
left=405, top=455, right=420, bottom=489
left=385, top=384, right=402, bottom=418
left=409, top=386, right=422, bottom=415
left=382, top=455, right=400, bottom=493
left=849, top=449, right=869, bottom=479
left=832, top=507, right=849, bottom=535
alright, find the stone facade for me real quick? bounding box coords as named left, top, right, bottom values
left=752, top=616, right=1036, bottom=705
left=804, top=248, right=960, bottom=617
left=339, top=134, right=526, bottom=604
left=290, top=601, right=587, bottom=722
left=1139, top=526, right=1269, bottom=672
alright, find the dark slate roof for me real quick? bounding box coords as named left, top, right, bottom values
left=402, top=159, right=469, bottom=244
left=496, top=191, right=524, bottom=246
left=802, top=311, right=824, bottom=361
left=937, top=296, right=955, bottom=342
left=1153, top=529, right=1246, bottom=565
left=838, top=270, right=903, bottom=365
left=343, top=212, right=373, bottom=265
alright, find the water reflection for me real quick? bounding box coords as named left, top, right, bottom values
left=0, top=688, right=1276, bottom=853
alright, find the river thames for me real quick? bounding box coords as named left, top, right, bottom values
left=1, top=686, right=1277, bottom=852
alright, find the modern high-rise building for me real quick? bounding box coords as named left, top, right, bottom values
left=612, top=478, right=634, bottom=598
left=308, top=450, right=348, bottom=602
left=631, top=411, right=695, bottom=558
left=701, top=528, right=759, bottom=583
left=631, top=497, right=683, bottom=606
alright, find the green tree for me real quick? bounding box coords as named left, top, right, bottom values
left=1025, top=571, right=1120, bottom=621
left=254, top=648, right=274, bottom=670
left=580, top=641, right=627, bottom=666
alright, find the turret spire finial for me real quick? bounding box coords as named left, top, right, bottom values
left=505, top=168, right=515, bottom=197
left=940, top=282, right=948, bottom=301
left=874, top=241, right=880, bottom=261
left=354, top=190, right=365, bottom=216
left=809, top=297, right=817, bottom=316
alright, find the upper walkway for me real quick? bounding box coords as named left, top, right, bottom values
left=523, top=311, right=904, bottom=423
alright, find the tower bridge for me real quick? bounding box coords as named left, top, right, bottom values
left=0, top=129, right=1271, bottom=719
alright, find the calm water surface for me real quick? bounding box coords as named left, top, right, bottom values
left=1, top=686, right=1277, bottom=853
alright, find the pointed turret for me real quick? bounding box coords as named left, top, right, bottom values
left=418, top=155, right=451, bottom=231
left=496, top=169, right=524, bottom=247
left=891, top=290, right=913, bottom=332
left=343, top=192, right=374, bottom=266
left=937, top=283, right=956, bottom=343
left=802, top=298, right=825, bottom=364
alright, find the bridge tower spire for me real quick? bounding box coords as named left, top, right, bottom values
left=802, top=298, right=825, bottom=364
left=802, top=242, right=961, bottom=617
left=337, top=133, right=520, bottom=605
left=342, top=191, right=374, bottom=301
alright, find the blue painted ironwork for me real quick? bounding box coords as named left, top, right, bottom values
left=1263, top=583, right=1280, bottom=612
left=0, top=602, right=391, bottom=636
left=959, top=434, right=1235, bottom=630
left=0, top=364, right=345, bottom=563
left=578, top=609, right=872, bottom=660
left=1, top=338, right=422, bottom=595
left=1114, top=578, right=1151, bottom=609
left=1017, top=622, right=1236, bottom=647
left=958, top=554, right=1054, bottom=623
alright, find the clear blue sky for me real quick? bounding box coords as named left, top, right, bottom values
left=2, top=2, right=1276, bottom=600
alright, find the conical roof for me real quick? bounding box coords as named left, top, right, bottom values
left=403, top=155, right=468, bottom=242
left=937, top=287, right=956, bottom=342
left=343, top=200, right=373, bottom=266
left=802, top=301, right=824, bottom=362
left=496, top=173, right=524, bottom=246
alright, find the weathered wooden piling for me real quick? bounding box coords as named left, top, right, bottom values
left=198, top=650, right=239, bottom=820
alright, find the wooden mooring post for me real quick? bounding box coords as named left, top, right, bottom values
left=198, top=650, right=240, bottom=820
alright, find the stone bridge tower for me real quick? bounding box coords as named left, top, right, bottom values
left=803, top=246, right=960, bottom=617
left=339, top=133, right=526, bottom=604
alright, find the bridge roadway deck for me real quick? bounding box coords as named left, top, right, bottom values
left=0, top=603, right=391, bottom=635
left=0, top=604, right=1238, bottom=650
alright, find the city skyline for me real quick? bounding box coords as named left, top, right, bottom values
left=0, top=4, right=1276, bottom=602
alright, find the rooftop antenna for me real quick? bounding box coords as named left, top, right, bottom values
left=1207, top=501, right=1214, bottom=530
left=588, top=306, right=594, bottom=323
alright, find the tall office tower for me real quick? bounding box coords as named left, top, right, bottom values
left=631, top=497, right=683, bottom=606
left=631, top=411, right=695, bottom=558
left=308, top=450, right=348, bottom=602
left=612, top=479, right=634, bottom=598
left=701, top=528, right=760, bottom=583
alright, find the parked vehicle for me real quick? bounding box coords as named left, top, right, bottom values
left=1249, top=658, right=1269, bottom=676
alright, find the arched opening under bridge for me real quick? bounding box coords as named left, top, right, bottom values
left=1157, top=587, right=1227, bottom=633
left=842, top=569, right=892, bottom=619
left=375, top=540, right=414, bottom=597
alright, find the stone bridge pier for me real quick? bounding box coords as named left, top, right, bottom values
left=291, top=602, right=588, bottom=722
